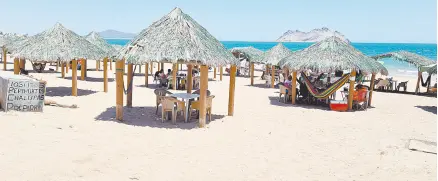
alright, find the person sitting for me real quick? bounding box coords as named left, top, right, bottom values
left=167, top=69, right=172, bottom=77
left=154, top=69, right=162, bottom=80
left=353, top=84, right=368, bottom=102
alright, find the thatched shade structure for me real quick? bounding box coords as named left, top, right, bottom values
left=13, top=23, right=105, bottom=62
left=85, top=31, right=117, bottom=57
left=263, top=43, right=292, bottom=66
left=0, top=33, right=28, bottom=71
left=120, top=8, right=237, bottom=66
left=420, top=64, right=437, bottom=75
left=279, top=36, right=383, bottom=109
left=371, top=51, right=435, bottom=68
left=230, top=46, right=264, bottom=63
left=371, top=51, right=436, bottom=93
left=117, top=7, right=238, bottom=128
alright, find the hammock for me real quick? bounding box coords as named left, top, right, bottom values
left=420, top=75, right=431, bottom=87
left=301, top=72, right=350, bottom=99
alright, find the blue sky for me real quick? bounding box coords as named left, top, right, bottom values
left=2, top=0, right=436, bottom=43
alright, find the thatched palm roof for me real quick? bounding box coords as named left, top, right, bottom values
left=85, top=31, right=117, bottom=57
left=13, top=23, right=105, bottom=62
left=120, top=7, right=237, bottom=66
left=371, top=51, right=435, bottom=68
left=263, top=43, right=292, bottom=66
left=420, top=64, right=437, bottom=75
left=0, top=33, right=28, bottom=52
left=230, top=46, right=264, bottom=63
left=279, top=36, right=386, bottom=75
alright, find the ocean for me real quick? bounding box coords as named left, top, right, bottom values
left=106, top=39, right=437, bottom=77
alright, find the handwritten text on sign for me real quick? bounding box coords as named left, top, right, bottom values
left=6, top=80, right=45, bottom=112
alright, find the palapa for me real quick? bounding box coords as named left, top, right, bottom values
left=119, top=7, right=237, bottom=66
left=262, top=43, right=292, bottom=66
left=230, top=46, right=264, bottom=64
left=13, top=23, right=105, bottom=62
left=85, top=31, right=117, bottom=57
left=279, top=36, right=385, bottom=75
left=371, top=51, right=435, bottom=68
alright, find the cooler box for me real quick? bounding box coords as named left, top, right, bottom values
left=330, top=100, right=348, bottom=112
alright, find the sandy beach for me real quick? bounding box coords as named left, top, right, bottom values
left=0, top=58, right=436, bottom=181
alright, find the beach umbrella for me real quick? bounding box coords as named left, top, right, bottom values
left=117, top=7, right=238, bottom=128
left=85, top=31, right=117, bottom=57
left=278, top=36, right=382, bottom=109
left=262, top=43, right=293, bottom=88
left=230, top=46, right=264, bottom=85
left=13, top=22, right=106, bottom=96
left=0, top=33, right=28, bottom=70
left=420, top=64, right=437, bottom=75
left=371, top=51, right=435, bottom=93
left=14, top=23, right=105, bottom=62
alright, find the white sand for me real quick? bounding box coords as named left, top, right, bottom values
left=0, top=58, right=436, bottom=181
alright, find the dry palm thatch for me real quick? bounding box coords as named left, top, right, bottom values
left=13, top=23, right=105, bottom=62
left=279, top=36, right=383, bottom=75
left=371, top=51, right=435, bottom=68
left=0, top=33, right=28, bottom=52
left=85, top=31, right=117, bottom=57
left=230, top=46, right=264, bottom=64
left=119, top=7, right=238, bottom=66
left=262, top=43, right=292, bottom=66
left=420, top=64, right=437, bottom=75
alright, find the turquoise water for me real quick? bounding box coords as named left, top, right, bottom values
left=106, top=39, right=437, bottom=76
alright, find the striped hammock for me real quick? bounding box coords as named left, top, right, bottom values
left=301, top=72, right=350, bottom=99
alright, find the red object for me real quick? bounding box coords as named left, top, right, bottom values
left=330, top=100, right=348, bottom=111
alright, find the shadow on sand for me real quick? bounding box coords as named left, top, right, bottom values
left=245, top=84, right=274, bottom=89
left=45, top=86, right=97, bottom=97
left=95, top=106, right=225, bottom=129
left=415, top=106, right=437, bottom=115
left=375, top=89, right=437, bottom=97
left=62, top=76, right=114, bottom=82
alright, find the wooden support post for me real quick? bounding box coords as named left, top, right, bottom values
left=96, top=60, right=99, bottom=71
left=158, top=62, right=161, bottom=71
left=109, top=59, right=112, bottom=70
left=80, top=59, right=85, bottom=80
left=187, top=64, right=193, bottom=93
left=214, top=67, right=217, bottom=79
left=220, top=66, right=223, bottom=81
left=291, top=71, right=297, bottom=104
left=66, top=61, right=69, bottom=73
left=271, top=65, right=275, bottom=88
left=72, top=59, right=78, bottom=96
left=61, top=62, right=65, bottom=78
left=13, top=58, right=19, bottom=74
left=199, top=65, right=208, bottom=128
left=415, top=70, right=421, bottom=93
left=126, top=63, right=133, bottom=107
left=150, top=62, right=154, bottom=74
left=116, top=60, right=124, bottom=121
left=172, top=63, right=177, bottom=90
left=266, top=64, right=269, bottom=76
left=250, top=62, right=254, bottom=86
left=19, top=58, right=25, bottom=70
left=368, top=73, right=376, bottom=107
left=2, top=47, right=6, bottom=71
left=228, top=65, right=237, bottom=116
left=56, top=60, right=59, bottom=72
left=138, top=65, right=141, bottom=73
left=145, top=63, right=149, bottom=87
left=161, top=63, right=164, bottom=70
left=103, top=57, right=108, bottom=92
left=84, top=59, right=88, bottom=78
left=348, top=69, right=357, bottom=110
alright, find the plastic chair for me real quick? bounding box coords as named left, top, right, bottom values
left=154, top=89, right=172, bottom=115
left=354, top=90, right=369, bottom=111
left=189, top=95, right=215, bottom=122
left=278, top=85, right=290, bottom=103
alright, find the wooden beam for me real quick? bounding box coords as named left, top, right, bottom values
left=415, top=71, right=421, bottom=93
left=161, top=63, right=164, bottom=70
left=145, top=63, right=149, bottom=87
left=56, top=60, right=59, bottom=72
left=172, top=63, right=177, bottom=90
left=127, top=63, right=133, bottom=107
left=19, top=58, right=25, bottom=70
left=291, top=71, right=297, bottom=104
left=61, top=62, right=65, bottom=78
left=66, top=61, right=69, bottom=73
left=199, top=65, right=208, bottom=128
left=84, top=59, right=88, bottom=78
left=72, top=59, right=78, bottom=96
left=2, top=47, right=6, bottom=71
left=13, top=58, right=19, bottom=74
left=103, top=57, right=108, bottom=92
left=81, top=59, right=85, bottom=80
left=187, top=64, right=193, bottom=93
left=109, top=59, right=112, bottom=70
left=96, top=60, right=99, bottom=71
left=228, top=65, right=237, bottom=116
left=116, top=60, right=124, bottom=121
left=271, top=65, right=275, bottom=88
left=368, top=73, right=376, bottom=107
left=158, top=62, right=161, bottom=71
left=214, top=67, right=217, bottom=79
left=266, top=64, right=269, bottom=76
left=219, top=66, right=223, bottom=81
left=250, top=62, right=254, bottom=86
left=348, top=69, right=357, bottom=110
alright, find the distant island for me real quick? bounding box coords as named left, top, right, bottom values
left=276, top=27, right=350, bottom=43
left=98, top=29, right=136, bottom=39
